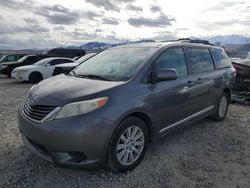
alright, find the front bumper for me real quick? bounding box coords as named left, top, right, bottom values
left=18, top=107, right=115, bottom=168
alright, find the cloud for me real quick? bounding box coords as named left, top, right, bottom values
left=198, top=19, right=242, bottom=30
left=23, top=18, right=38, bottom=24
left=203, top=1, right=246, bottom=12
left=83, top=11, right=103, bottom=20
left=35, top=4, right=102, bottom=25
left=85, top=0, right=135, bottom=11
left=0, top=36, right=59, bottom=50
left=53, top=26, right=65, bottom=31
left=102, top=17, right=119, bottom=25
left=151, top=31, right=177, bottom=41
left=35, top=4, right=81, bottom=25
left=0, top=0, right=34, bottom=10
left=150, top=5, right=161, bottom=13
left=126, top=4, right=143, bottom=12
left=128, top=14, right=176, bottom=27
left=95, top=29, right=103, bottom=32
left=176, top=28, right=189, bottom=31
left=65, top=29, right=98, bottom=40
left=86, top=0, right=119, bottom=11
left=0, top=24, right=49, bottom=35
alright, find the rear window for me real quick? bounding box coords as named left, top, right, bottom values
left=188, top=48, right=214, bottom=74
left=211, top=48, right=231, bottom=68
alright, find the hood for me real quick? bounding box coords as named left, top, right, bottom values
left=15, top=65, right=37, bottom=71
left=28, top=74, right=124, bottom=106
left=2, top=61, right=18, bottom=66
left=55, top=62, right=79, bottom=68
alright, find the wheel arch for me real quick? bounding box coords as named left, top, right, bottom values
left=113, top=111, right=155, bottom=143
left=223, top=87, right=231, bottom=102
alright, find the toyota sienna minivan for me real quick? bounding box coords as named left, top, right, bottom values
left=18, top=39, right=236, bottom=172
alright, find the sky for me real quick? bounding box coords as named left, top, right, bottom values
left=0, top=0, right=250, bottom=49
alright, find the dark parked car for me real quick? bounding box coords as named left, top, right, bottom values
left=52, top=53, right=97, bottom=76
left=43, top=48, right=85, bottom=58
left=231, top=59, right=250, bottom=91
left=18, top=40, right=235, bottom=172
left=1, top=55, right=48, bottom=77
left=0, top=54, right=27, bottom=64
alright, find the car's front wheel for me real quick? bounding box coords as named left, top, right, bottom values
left=29, top=72, right=43, bottom=83
left=108, top=117, right=148, bottom=173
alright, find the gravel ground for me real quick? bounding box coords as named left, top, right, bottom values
left=0, top=75, right=250, bottom=188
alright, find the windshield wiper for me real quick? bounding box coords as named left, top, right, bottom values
left=77, top=74, right=111, bottom=81
left=70, top=70, right=79, bottom=77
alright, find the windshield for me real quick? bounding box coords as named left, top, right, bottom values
left=72, top=47, right=157, bottom=81
left=17, top=56, right=30, bottom=63
left=75, top=53, right=96, bottom=64
left=0, top=55, right=6, bottom=61
left=34, top=58, right=50, bottom=66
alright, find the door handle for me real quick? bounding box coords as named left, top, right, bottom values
left=187, top=80, right=194, bottom=87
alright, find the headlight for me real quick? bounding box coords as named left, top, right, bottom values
left=55, top=97, right=109, bottom=119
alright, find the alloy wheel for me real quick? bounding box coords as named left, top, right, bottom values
left=116, top=126, right=145, bottom=166
left=219, top=96, right=228, bottom=118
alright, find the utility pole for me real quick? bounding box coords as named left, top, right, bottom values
left=61, top=31, right=64, bottom=48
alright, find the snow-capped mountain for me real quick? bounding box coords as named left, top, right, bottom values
left=205, top=35, right=250, bottom=45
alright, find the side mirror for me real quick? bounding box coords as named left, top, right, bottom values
left=156, top=69, right=178, bottom=82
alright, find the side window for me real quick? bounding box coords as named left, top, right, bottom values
left=155, top=48, right=188, bottom=77
left=25, top=56, right=36, bottom=63
left=188, top=48, right=214, bottom=74
left=49, top=59, right=71, bottom=66
left=6, top=55, right=16, bottom=61
left=211, top=48, right=231, bottom=68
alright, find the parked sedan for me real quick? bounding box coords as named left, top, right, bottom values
left=52, top=53, right=97, bottom=76
left=232, top=59, right=250, bottom=91
left=1, top=55, right=47, bottom=77
left=12, top=57, right=74, bottom=83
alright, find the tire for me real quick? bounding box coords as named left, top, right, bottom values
left=29, top=72, right=43, bottom=83
left=211, top=92, right=229, bottom=121
left=108, top=116, right=148, bottom=173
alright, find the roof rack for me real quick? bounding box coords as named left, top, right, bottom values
left=178, top=38, right=214, bottom=46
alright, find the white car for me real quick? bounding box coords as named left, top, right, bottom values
left=12, top=57, right=74, bottom=83
left=53, top=53, right=97, bottom=76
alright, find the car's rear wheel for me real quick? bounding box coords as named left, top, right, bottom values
left=211, top=92, right=229, bottom=121
left=108, top=117, right=148, bottom=173
left=29, top=72, right=43, bottom=83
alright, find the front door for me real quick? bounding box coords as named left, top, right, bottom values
left=153, top=47, right=198, bottom=133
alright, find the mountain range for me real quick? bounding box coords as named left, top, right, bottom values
left=77, top=34, right=250, bottom=51
left=1, top=35, right=250, bottom=58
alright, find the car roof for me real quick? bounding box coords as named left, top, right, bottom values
left=43, top=57, right=73, bottom=61
left=110, top=40, right=220, bottom=50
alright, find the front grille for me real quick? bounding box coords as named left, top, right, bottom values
left=23, top=101, right=56, bottom=122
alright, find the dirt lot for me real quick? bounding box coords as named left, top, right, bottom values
left=0, top=75, right=249, bottom=188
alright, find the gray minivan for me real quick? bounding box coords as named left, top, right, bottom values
left=18, top=40, right=236, bottom=172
